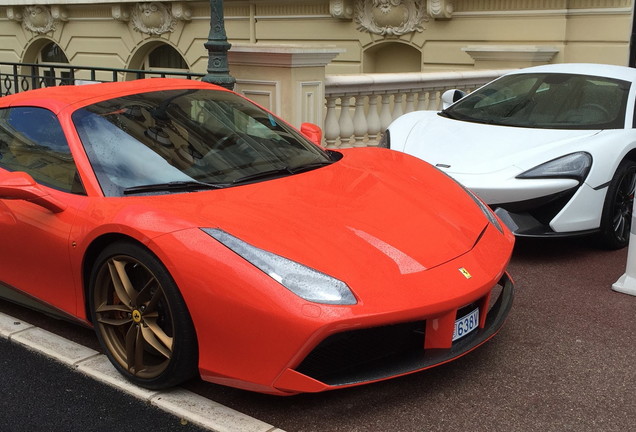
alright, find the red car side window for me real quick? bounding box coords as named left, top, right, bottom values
left=0, top=107, right=84, bottom=194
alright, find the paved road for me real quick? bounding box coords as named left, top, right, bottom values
left=2, top=236, right=635, bottom=431
left=0, top=338, right=208, bottom=432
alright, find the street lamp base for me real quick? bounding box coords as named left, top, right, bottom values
left=202, top=73, right=236, bottom=90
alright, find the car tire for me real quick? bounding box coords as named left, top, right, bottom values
left=89, top=241, right=198, bottom=389
left=598, top=159, right=636, bottom=250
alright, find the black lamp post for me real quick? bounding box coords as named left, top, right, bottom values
left=202, top=0, right=236, bottom=90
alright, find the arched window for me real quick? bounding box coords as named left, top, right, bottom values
left=37, top=42, right=71, bottom=87
left=125, top=42, right=190, bottom=81
left=144, top=44, right=189, bottom=74
left=363, top=43, right=422, bottom=73
left=39, top=42, right=69, bottom=63
left=148, top=45, right=188, bottom=69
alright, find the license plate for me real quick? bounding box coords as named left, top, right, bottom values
left=452, top=307, right=479, bottom=342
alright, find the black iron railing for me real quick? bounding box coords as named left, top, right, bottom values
left=0, top=62, right=205, bottom=96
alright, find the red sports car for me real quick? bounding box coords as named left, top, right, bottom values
left=0, top=79, right=514, bottom=395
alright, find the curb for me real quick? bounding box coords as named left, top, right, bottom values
left=0, top=311, right=285, bottom=432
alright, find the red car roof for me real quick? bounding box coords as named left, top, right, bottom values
left=0, top=78, right=224, bottom=113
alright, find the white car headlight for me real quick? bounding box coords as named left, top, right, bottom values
left=517, top=152, right=592, bottom=182
left=203, top=228, right=357, bottom=305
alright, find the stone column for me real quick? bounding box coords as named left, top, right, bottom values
left=228, top=45, right=343, bottom=129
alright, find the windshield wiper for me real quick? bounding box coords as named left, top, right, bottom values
left=123, top=180, right=226, bottom=195
left=438, top=109, right=460, bottom=120
left=231, top=161, right=334, bottom=185
left=231, top=167, right=294, bottom=185
left=439, top=111, right=504, bottom=126
left=289, top=161, right=333, bottom=173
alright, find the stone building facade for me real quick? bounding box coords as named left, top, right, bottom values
left=0, top=1, right=633, bottom=75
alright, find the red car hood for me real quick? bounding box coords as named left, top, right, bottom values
left=152, top=148, right=488, bottom=283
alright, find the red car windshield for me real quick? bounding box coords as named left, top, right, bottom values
left=442, top=73, right=630, bottom=130
left=73, top=89, right=332, bottom=196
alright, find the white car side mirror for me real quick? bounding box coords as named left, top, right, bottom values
left=441, top=89, right=466, bottom=109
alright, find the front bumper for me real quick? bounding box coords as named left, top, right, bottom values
left=494, top=207, right=599, bottom=237
left=490, top=180, right=606, bottom=237
left=273, top=272, right=514, bottom=393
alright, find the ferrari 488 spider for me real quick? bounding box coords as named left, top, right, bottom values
left=383, top=63, right=636, bottom=249
left=0, top=79, right=514, bottom=395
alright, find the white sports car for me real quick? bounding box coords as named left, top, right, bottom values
left=382, top=63, right=636, bottom=249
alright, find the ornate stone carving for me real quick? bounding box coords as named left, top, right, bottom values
left=131, top=2, right=176, bottom=35
left=427, top=0, right=453, bottom=19
left=355, top=0, right=427, bottom=36
left=112, top=5, right=131, bottom=22
left=6, top=7, right=23, bottom=22
left=172, top=2, right=192, bottom=21
left=22, top=6, right=59, bottom=34
left=330, top=0, right=354, bottom=20
left=50, top=6, right=69, bottom=22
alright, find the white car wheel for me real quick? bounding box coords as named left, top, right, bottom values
left=598, top=159, right=636, bottom=249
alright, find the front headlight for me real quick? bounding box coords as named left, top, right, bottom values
left=517, top=152, right=592, bottom=182
left=203, top=228, right=357, bottom=305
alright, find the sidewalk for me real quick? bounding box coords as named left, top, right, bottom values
left=0, top=311, right=284, bottom=432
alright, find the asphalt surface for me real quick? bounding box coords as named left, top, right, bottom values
left=1, top=236, right=635, bottom=431
left=0, top=338, right=209, bottom=432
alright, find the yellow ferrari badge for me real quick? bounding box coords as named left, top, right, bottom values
left=459, top=267, right=472, bottom=279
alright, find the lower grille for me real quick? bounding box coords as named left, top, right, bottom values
left=294, top=275, right=512, bottom=386
left=295, top=320, right=425, bottom=386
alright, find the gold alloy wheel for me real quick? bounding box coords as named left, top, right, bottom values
left=92, top=255, right=175, bottom=379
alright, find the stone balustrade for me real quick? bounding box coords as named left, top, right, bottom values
left=2, top=56, right=511, bottom=152
left=323, top=69, right=511, bottom=148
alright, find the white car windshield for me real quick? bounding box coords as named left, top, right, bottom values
left=73, top=89, right=333, bottom=196
left=442, top=73, right=630, bottom=130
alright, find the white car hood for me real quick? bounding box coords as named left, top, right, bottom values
left=401, top=112, right=601, bottom=175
